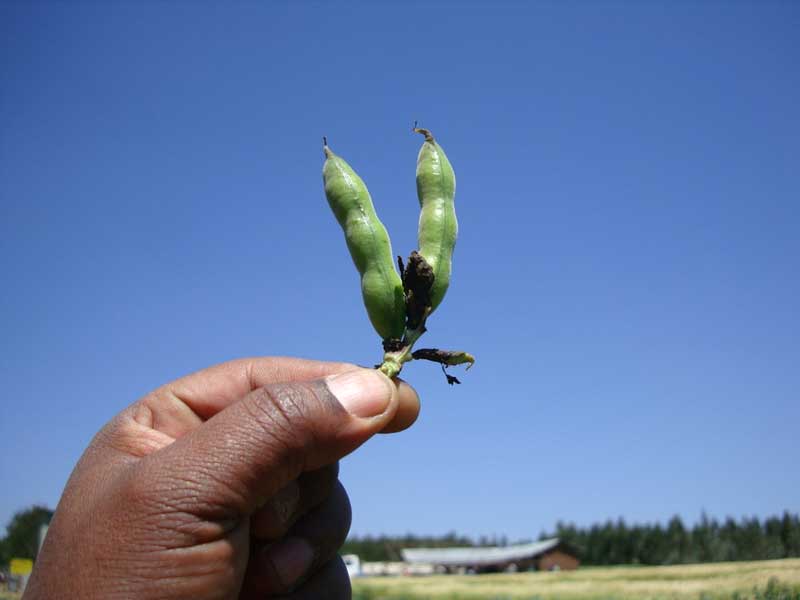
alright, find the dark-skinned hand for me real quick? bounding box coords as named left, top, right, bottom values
left=24, top=357, right=420, bottom=600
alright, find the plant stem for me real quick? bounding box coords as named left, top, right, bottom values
left=378, top=325, right=426, bottom=378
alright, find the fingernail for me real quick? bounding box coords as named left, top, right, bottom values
left=326, top=369, right=393, bottom=419
left=263, top=536, right=315, bottom=589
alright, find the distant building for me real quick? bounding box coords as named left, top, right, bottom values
left=359, top=561, right=436, bottom=577
left=342, top=554, right=361, bottom=577
left=400, top=537, right=579, bottom=574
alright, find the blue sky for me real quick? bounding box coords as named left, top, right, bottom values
left=1, top=1, right=798, bottom=541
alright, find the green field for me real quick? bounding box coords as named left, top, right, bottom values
left=3, top=559, right=798, bottom=599
left=352, top=559, right=800, bottom=600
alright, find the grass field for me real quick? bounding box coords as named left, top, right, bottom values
left=2, top=559, right=798, bottom=599
left=352, top=558, right=800, bottom=599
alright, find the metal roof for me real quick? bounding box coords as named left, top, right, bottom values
left=401, top=537, right=561, bottom=566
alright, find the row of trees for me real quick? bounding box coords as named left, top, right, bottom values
left=4, top=507, right=799, bottom=568
left=547, top=511, right=800, bottom=565
left=342, top=511, right=800, bottom=565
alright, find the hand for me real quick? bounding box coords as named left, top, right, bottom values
left=25, top=357, right=420, bottom=599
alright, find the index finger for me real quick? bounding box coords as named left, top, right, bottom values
left=162, top=356, right=357, bottom=420
left=137, top=356, right=419, bottom=441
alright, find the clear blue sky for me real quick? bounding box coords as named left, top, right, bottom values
left=1, top=2, right=798, bottom=541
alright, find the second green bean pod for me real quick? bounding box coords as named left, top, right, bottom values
left=414, top=127, right=457, bottom=313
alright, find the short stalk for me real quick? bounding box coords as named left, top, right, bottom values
left=379, top=326, right=426, bottom=378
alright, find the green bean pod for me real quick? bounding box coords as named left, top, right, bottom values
left=414, top=127, right=457, bottom=312
left=322, top=141, right=406, bottom=341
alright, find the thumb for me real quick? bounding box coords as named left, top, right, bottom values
left=139, top=367, right=399, bottom=515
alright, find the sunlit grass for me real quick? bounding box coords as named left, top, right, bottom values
left=3, top=559, right=799, bottom=599
left=352, top=558, right=800, bottom=599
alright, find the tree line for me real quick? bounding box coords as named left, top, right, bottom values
left=3, top=507, right=799, bottom=568
left=341, top=511, right=800, bottom=565
left=548, top=511, right=800, bottom=565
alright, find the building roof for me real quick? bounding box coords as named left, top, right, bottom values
left=401, top=537, right=561, bottom=566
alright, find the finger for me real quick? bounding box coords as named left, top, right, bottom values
left=165, top=357, right=359, bottom=419
left=136, top=367, right=401, bottom=518
left=380, top=378, right=420, bottom=433
left=238, top=557, right=351, bottom=600
left=251, top=463, right=339, bottom=540
left=132, top=358, right=359, bottom=440
left=281, top=557, right=351, bottom=600
left=286, top=480, right=351, bottom=581
left=242, top=481, right=351, bottom=596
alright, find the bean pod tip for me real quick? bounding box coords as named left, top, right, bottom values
left=412, top=121, right=435, bottom=143
left=322, top=136, right=333, bottom=158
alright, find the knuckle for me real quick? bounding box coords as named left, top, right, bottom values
left=246, top=384, right=307, bottom=444
left=242, top=382, right=327, bottom=477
